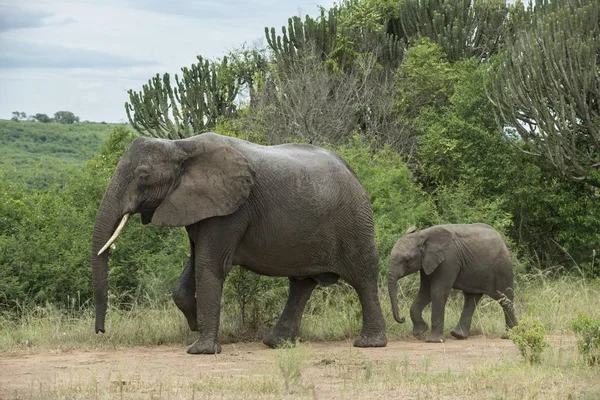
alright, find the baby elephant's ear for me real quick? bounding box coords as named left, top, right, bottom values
left=152, top=135, right=255, bottom=227
left=421, top=227, right=453, bottom=275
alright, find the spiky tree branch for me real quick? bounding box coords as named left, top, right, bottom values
left=386, top=0, right=511, bottom=62
left=125, top=53, right=265, bottom=139
left=487, top=0, right=600, bottom=188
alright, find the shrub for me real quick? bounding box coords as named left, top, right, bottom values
left=274, top=340, right=309, bottom=394
left=507, top=318, right=550, bottom=364
left=572, top=314, right=600, bottom=366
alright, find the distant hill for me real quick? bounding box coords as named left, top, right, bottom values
left=0, top=119, right=123, bottom=188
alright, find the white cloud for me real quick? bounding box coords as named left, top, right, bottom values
left=0, top=0, right=333, bottom=122
left=0, top=41, right=159, bottom=68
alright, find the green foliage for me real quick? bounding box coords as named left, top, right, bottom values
left=266, top=2, right=403, bottom=74
left=0, top=126, right=152, bottom=310
left=336, top=136, right=438, bottom=275
left=434, top=183, right=512, bottom=235
left=32, top=113, right=52, bottom=123
left=265, top=8, right=342, bottom=67
left=126, top=53, right=265, bottom=139
left=53, top=111, right=79, bottom=124
left=11, top=111, right=27, bottom=121
left=223, top=268, right=287, bottom=333
left=0, top=119, right=117, bottom=188
left=487, top=0, right=600, bottom=188
left=386, top=0, right=510, bottom=61
left=214, top=114, right=270, bottom=145
left=508, top=318, right=550, bottom=365
left=395, top=38, right=457, bottom=119
left=397, top=39, right=600, bottom=270
left=572, top=314, right=600, bottom=366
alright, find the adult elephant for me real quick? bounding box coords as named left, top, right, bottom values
left=388, top=224, right=518, bottom=343
left=91, top=132, right=387, bottom=354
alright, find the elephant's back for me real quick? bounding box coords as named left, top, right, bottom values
left=234, top=141, right=377, bottom=273
left=240, top=142, right=366, bottom=200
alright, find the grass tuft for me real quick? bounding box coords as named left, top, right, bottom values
left=273, top=340, right=311, bottom=394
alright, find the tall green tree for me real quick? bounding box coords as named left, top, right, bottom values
left=487, top=0, right=600, bottom=188
left=33, top=113, right=52, bottom=123
left=11, top=111, right=27, bottom=121
left=54, top=111, right=79, bottom=124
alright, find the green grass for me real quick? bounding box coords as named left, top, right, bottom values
left=329, top=348, right=600, bottom=399
left=274, top=340, right=311, bottom=394
left=1, top=274, right=598, bottom=354
left=11, top=373, right=285, bottom=400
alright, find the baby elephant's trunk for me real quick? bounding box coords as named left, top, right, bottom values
left=387, top=269, right=406, bottom=324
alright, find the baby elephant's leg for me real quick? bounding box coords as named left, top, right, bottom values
left=451, top=292, right=483, bottom=339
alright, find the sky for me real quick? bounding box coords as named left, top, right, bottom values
left=0, top=0, right=334, bottom=123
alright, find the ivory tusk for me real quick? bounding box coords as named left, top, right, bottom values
left=97, top=214, right=130, bottom=256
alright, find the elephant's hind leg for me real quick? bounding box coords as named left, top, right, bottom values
left=347, top=276, right=387, bottom=348
left=451, top=292, right=482, bottom=340
left=172, top=256, right=198, bottom=331
left=263, top=277, right=317, bottom=348
left=498, top=288, right=518, bottom=337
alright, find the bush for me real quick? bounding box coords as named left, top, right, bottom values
left=274, top=340, right=309, bottom=394
left=507, top=318, right=550, bottom=364
left=434, top=182, right=513, bottom=237
left=572, top=314, right=600, bottom=366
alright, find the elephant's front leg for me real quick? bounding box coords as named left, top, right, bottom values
left=427, top=286, right=450, bottom=343
left=172, top=256, right=198, bottom=331
left=410, top=271, right=431, bottom=336
left=263, top=277, right=318, bottom=348
left=187, top=241, right=230, bottom=355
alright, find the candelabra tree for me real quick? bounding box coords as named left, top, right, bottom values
left=265, top=4, right=404, bottom=72
left=265, top=8, right=341, bottom=65
left=487, top=0, right=600, bottom=188
left=125, top=52, right=265, bottom=139
left=386, top=0, right=511, bottom=62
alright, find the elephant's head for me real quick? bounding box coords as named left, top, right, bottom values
left=91, top=133, right=254, bottom=333
left=387, top=225, right=453, bottom=323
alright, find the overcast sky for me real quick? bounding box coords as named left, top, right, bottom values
left=0, top=0, right=333, bottom=122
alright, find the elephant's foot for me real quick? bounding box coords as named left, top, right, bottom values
left=353, top=331, right=387, bottom=348
left=187, top=338, right=222, bottom=354
left=425, top=333, right=445, bottom=343
left=262, top=331, right=296, bottom=348
left=412, top=321, right=429, bottom=336
left=450, top=327, right=469, bottom=340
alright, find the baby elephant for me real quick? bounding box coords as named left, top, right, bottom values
left=388, top=223, right=518, bottom=343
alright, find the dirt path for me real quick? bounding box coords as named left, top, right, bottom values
left=0, top=335, right=584, bottom=399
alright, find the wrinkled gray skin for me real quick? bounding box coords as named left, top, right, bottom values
left=388, top=224, right=518, bottom=343
left=91, top=132, right=387, bottom=354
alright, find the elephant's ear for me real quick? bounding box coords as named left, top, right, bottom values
left=421, top=227, right=453, bottom=275
left=152, top=135, right=255, bottom=227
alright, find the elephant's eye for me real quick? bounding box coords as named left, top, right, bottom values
left=135, top=166, right=151, bottom=185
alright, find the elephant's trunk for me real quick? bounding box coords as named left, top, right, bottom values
left=90, top=175, right=127, bottom=333
left=388, top=268, right=406, bottom=324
